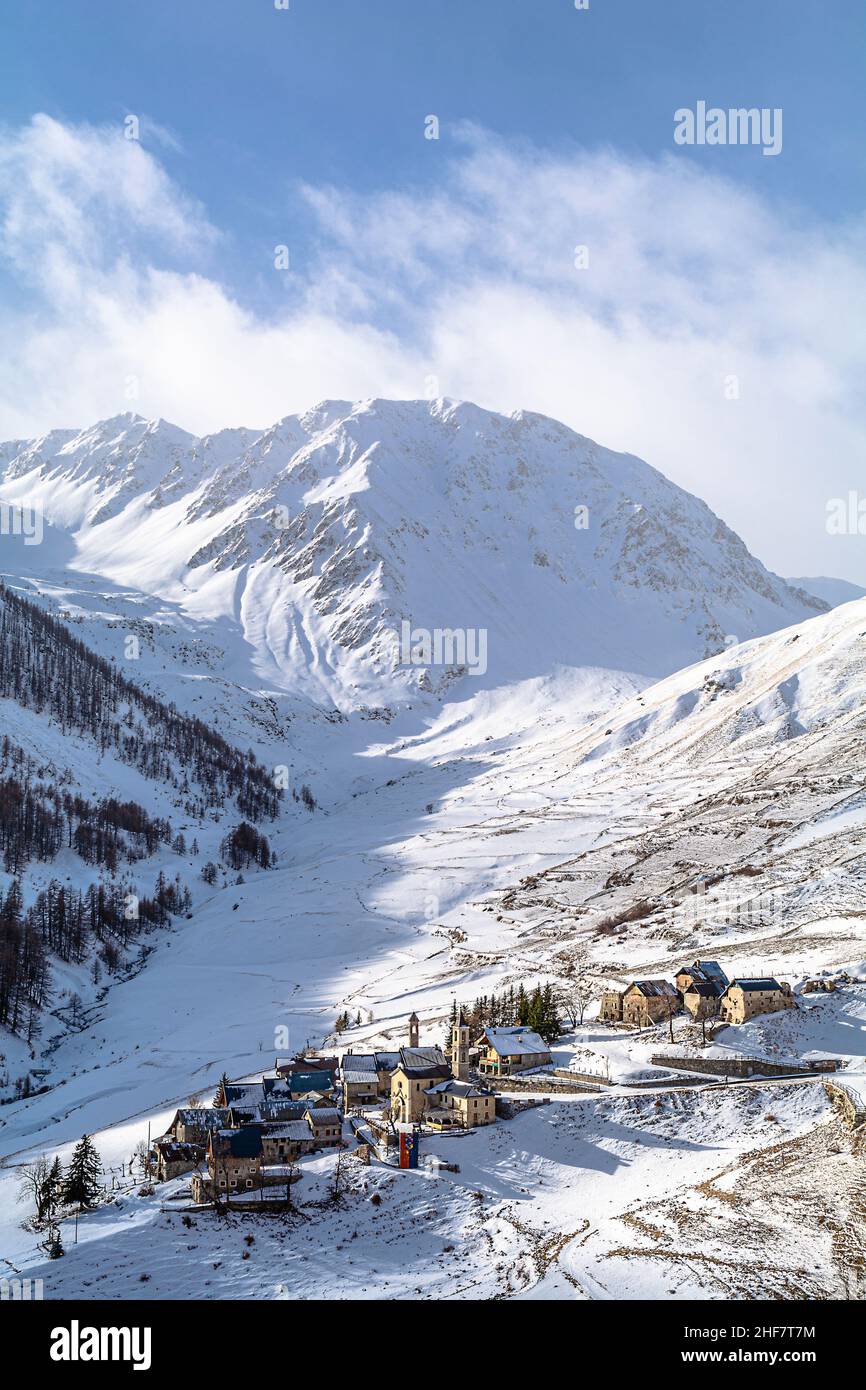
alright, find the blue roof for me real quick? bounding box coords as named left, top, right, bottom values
left=214, top=1125, right=263, bottom=1158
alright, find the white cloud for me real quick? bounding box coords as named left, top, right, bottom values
left=0, top=114, right=863, bottom=579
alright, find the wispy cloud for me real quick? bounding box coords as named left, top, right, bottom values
left=0, top=115, right=863, bottom=578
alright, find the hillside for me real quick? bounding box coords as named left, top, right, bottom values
left=0, top=400, right=824, bottom=707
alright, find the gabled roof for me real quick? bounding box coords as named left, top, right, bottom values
left=397, top=1046, right=452, bottom=1079
left=426, top=1079, right=489, bottom=1099
left=729, top=977, right=783, bottom=992
left=374, top=1051, right=401, bottom=1071
left=261, top=1120, right=312, bottom=1143
left=343, top=1069, right=379, bottom=1087
left=677, top=961, right=729, bottom=995
left=480, top=1027, right=551, bottom=1057
left=173, top=1107, right=230, bottom=1130
left=686, top=980, right=717, bottom=998
left=305, top=1106, right=341, bottom=1126
left=628, top=980, right=678, bottom=998
left=223, top=1082, right=263, bottom=1107
left=212, top=1126, right=264, bottom=1159
left=154, top=1140, right=201, bottom=1161
left=258, top=1099, right=308, bottom=1122
left=339, top=1053, right=377, bottom=1074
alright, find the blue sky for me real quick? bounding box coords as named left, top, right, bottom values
left=0, top=1, right=864, bottom=579
left=3, top=0, right=863, bottom=306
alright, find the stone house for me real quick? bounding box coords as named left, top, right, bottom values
left=169, top=1107, right=231, bottom=1145
left=152, top=1139, right=202, bottom=1182
left=304, top=1106, right=342, bottom=1146
left=475, top=1026, right=552, bottom=1076
left=621, top=980, right=679, bottom=1027
left=423, top=1079, right=495, bottom=1129
left=675, top=960, right=729, bottom=999
left=683, top=980, right=721, bottom=1021
left=390, top=1046, right=453, bottom=1124
left=260, top=1120, right=316, bottom=1162
left=340, top=1053, right=379, bottom=1110
left=719, top=978, right=795, bottom=1024
left=207, top=1126, right=265, bottom=1194
left=598, top=990, right=625, bottom=1023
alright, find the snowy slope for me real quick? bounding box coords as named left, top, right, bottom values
left=0, top=399, right=824, bottom=708
left=1, top=401, right=863, bottom=1302
left=787, top=575, right=866, bottom=609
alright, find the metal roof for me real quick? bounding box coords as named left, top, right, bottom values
left=730, top=978, right=783, bottom=992
left=397, top=1046, right=452, bottom=1078
left=343, top=1069, right=379, bottom=1087
left=261, top=1120, right=312, bottom=1142
left=481, top=1027, right=551, bottom=1057
left=339, top=1053, right=377, bottom=1074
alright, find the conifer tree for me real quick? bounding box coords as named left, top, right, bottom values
left=60, top=1134, right=103, bottom=1210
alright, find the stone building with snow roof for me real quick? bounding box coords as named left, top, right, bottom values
left=423, top=1078, right=495, bottom=1129
left=675, top=960, right=729, bottom=998
left=304, top=1106, right=342, bottom=1145
left=152, top=1139, right=202, bottom=1182
left=340, top=1053, right=379, bottom=1109
left=475, top=1026, right=552, bottom=1076
left=621, top=980, right=679, bottom=1027
left=682, top=980, right=721, bottom=1021
left=719, top=978, right=795, bottom=1024
left=390, top=1046, right=453, bottom=1123
left=169, top=1107, right=231, bottom=1145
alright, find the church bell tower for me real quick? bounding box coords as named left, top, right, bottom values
left=452, top=1011, right=469, bottom=1081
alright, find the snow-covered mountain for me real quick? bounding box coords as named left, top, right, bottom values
left=0, top=399, right=824, bottom=708
left=787, top=575, right=866, bottom=609
left=2, top=399, right=863, bottom=1302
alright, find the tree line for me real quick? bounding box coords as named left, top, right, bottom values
left=0, top=584, right=281, bottom=822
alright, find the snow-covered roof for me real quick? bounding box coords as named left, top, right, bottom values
left=340, top=1053, right=377, bottom=1074
left=398, top=1046, right=452, bottom=1077
left=261, top=1120, right=312, bottom=1142
left=426, top=1080, right=488, bottom=1099
left=629, top=980, right=679, bottom=998
left=306, top=1107, right=340, bottom=1126
left=174, top=1107, right=229, bottom=1129
left=343, top=1069, right=379, bottom=1086
left=481, top=1027, right=550, bottom=1057
left=374, top=1051, right=400, bottom=1070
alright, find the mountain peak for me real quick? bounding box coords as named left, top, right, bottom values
left=0, top=399, right=825, bottom=709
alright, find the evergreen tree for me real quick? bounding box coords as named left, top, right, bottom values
left=44, top=1224, right=64, bottom=1259
left=213, top=1072, right=230, bottom=1107
left=60, top=1135, right=103, bottom=1210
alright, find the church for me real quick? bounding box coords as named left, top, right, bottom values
left=389, top=1012, right=496, bottom=1128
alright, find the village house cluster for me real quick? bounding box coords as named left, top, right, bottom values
left=150, top=1009, right=557, bottom=1203
left=598, top=960, right=796, bottom=1028
left=150, top=1058, right=342, bottom=1200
